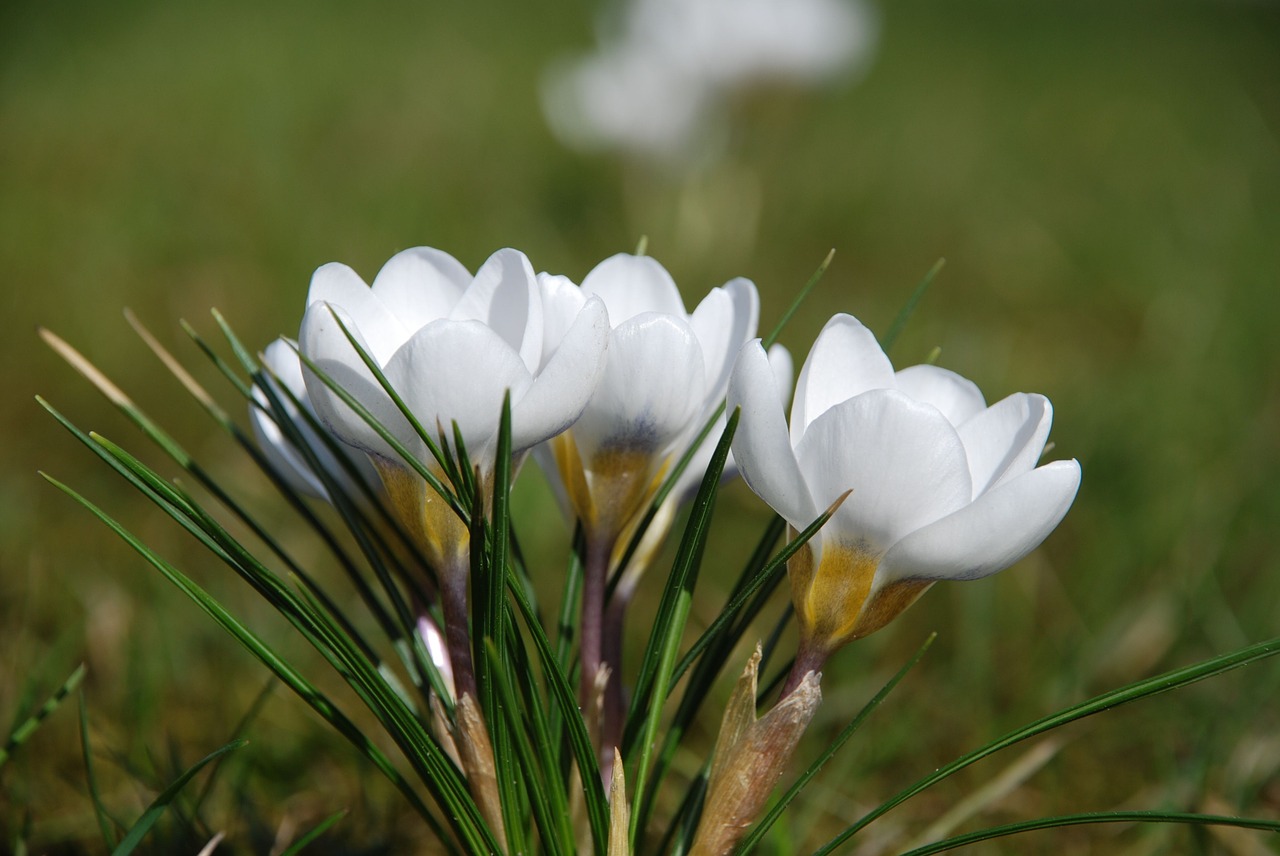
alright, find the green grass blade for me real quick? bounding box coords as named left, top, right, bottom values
left=627, top=409, right=738, bottom=847
left=110, top=739, right=245, bottom=856
left=733, top=634, right=937, bottom=855
left=79, top=689, right=122, bottom=849
left=506, top=573, right=610, bottom=855
left=881, top=257, right=945, bottom=352
left=896, top=811, right=1280, bottom=855
left=313, top=305, right=472, bottom=503
left=0, top=663, right=85, bottom=767
left=673, top=501, right=841, bottom=687
left=291, top=341, right=467, bottom=523
left=277, top=809, right=349, bottom=856
left=761, top=249, right=835, bottom=349
left=813, top=635, right=1280, bottom=855
left=484, top=640, right=568, bottom=856
left=39, top=473, right=454, bottom=843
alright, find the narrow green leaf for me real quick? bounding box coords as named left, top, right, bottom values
left=762, top=249, right=835, bottom=349
left=39, top=473, right=456, bottom=845
left=110, top=739, right=245, bottom=856
left=813, top=635, right=1280, bottom=855
left=897, top=811, right=1280, bottom=856
left=290, top=339, right=466, bottom=524
left=506, top=574, right=611, bottom=855
left=0, top=663, right=85, bottom=767
left=733, top=634, right=937, bottom=854
left=277, top=809, right=349, bottom=856
left=673, top=501, right=840, bottom=686
left=79, top=690, right=122, bottom=849
left=628, top=409, right=739, bottom=846
left=484, top=640, right=568, bottom=856
left=881, top=257, right=945, bottom=352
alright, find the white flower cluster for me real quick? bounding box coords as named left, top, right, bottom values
left=255, top=245, right=1080, bottom=672
left=542, top=0, right=878, bottom=161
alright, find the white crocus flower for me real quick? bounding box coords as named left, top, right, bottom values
left=538, top=253, right=759, bottom=551
left=298, top=246, right=610, bottom=572
left=535, top=252, right=758, bottom=774
left=542, top=0, right=876, bottom=162
left=729, top=313, right=1081, bottom=678
left=250, top=338, right=380, bottom=504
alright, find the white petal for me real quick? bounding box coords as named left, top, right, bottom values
left=537, top=272, right=589, bottom=371
left=726, top=339, right=815, bottom=530
left=449, top=248, right=544, bottom=374
left=580, top=253, right=687, bottom=324
left=369, top=247, right=470, bottom=331
left=382, top=319, right=534, bottom=466
left=959, top=393, right=1053, bottom=497
left=250, top=351, right=329, bottom=501
left=689, top=277, right=760, bottom=404
left=571, top=313, right=704, bottom=461
left=790, top=314, right=894, bottom=444
left=766, top=343, right=795, bottom=406
left=893, top=364, right=986, bottom=426
left=879, top=459, right=1081, bottom=582
left=511, top=296, right=610, bottom=450
left=298, top=301, right=412, bottom=463
left=796, top=389, right=973, bottom=553
left=305, top=263, right=407, bottom=365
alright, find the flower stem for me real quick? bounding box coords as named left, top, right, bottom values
left=579, top=533, right=615, bottom=782
left=780, top=641, right=828, bottom=699
left=440, top=558, right=478, bottom=704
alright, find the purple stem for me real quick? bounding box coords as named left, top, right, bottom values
left=440, top=559, right=478, bottom=703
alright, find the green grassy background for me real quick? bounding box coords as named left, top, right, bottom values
left=3, top=0, right=1279, bottom=852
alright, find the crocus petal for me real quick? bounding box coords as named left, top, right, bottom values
left=580, top=253, right=687, bottom=324
left=383, top=319, right=534, bottom=463
left=369, top=247, right=471, bottom=331
left=689, top=277, right=760, bottom=402
left=511, top=296, right=610, bottom=450
left=893, top=364, right=986, bottom=426
left=250, top=342, right=329, bottom=500
left=571, top=312, right=704, bottom=459
left=306, top=263, right=407, bottom=365
left=879, top=459, right=1081, bottom=582
left=449, top=248, right=544, bottom=375
left=537, top=272, right=590, bottom=369
left=959, top=393, right=1053, bottom=497
left=299, top=301, right=412, bottom=463
left=789, top=314, right=894, bottom=443
left=727, top=339, right=815, bottom=530
left=796, top=389, right=972, bottom=553
left=767, top=343, right=795, bottom=406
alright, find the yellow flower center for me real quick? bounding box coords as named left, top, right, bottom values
left=790, top=538, right=934, bottom=652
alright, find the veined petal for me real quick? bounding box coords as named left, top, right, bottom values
left=727, top=340, right=815, bottom=530
left=571, top=312, right=704, bottom=460
left=959, top=393, right=1053, bottom=497
left=580, top=253, right=687, bottom=324
left=690, top=277, right=760, bottom=403
left=879, top=459, right=1081, bottom=582
left=537, top=272, right=589, bottom=371
left=449, top=248, right=544, bottom=374
left=370, top=247, right=471, bottom=331
left=796, top=389, right=972, bottom=553
left=894, top=364, right=986, bottom=426
left=511, top=296, right=610, bottom=450
left=298, top=301, right=413, bottom=464
left=382, top=319, right=534, bottom=464
left=306, top=263, right=407, bottom=365
left=790, top=313, right=894, bottom=443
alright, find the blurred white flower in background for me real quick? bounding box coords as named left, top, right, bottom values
left=542, top=0, right=878, bottom=162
